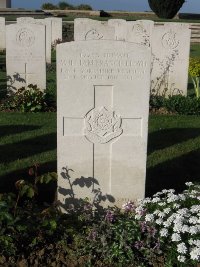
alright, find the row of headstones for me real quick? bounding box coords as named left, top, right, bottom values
left=0, top=16, right=62, bottom=92
left=74, top=18, right=191, bottom=97
left=1, top=17, right=191, bottom=96
left=56, top=19, right=191, bottom=209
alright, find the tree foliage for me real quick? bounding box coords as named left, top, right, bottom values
left=148, top=0, right=185, bottom=19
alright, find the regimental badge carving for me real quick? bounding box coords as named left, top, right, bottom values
left=16, top=28, right=35, bottom=47
left=84, top=107, right=123, bottom=144
left=162, top=31, right=179, bottom=50
left=132, top=24, right=150, bottom=46
left=132, top=24, right=145, bottom=36
left=85, top=29, right=103, bottom=40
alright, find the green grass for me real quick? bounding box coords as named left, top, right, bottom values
left=0, top=112, right=56, bottom=192
left=0, top=112, right=200, bottom=196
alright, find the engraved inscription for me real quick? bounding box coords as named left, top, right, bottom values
left=60, top=52, right=147, bottom=80
left=84, top=106, right=123, bottom=144
left=85, top=29, right=103, bottom=40
left=162, top=31, right=179, bottom=50
left=16, top=28, right=35, bottom=47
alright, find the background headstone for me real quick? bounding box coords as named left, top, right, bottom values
left=126, top=20, right=154, bottom=47
left=57, top=40, right=151, bottom=208
left=151, top=23, right=191, bottom=96
left=108, top=19, right=127, bottom=41
left=74, top=18, right=115, bottom=41
left=35, top=19, right=52, bottom=64
left=17, top=17, right=35, bottom=24
left=46, top=18, right=62, bottom=45
left=17, top=17, right=51, bottom=64
left=0, top=17, right=6, bottom=51
left=6, top=23, right=46, bottom=93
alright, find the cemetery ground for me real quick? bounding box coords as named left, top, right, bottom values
left=0, top=45, right=200, bottom=265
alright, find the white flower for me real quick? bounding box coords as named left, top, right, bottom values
left=177, top=243, right=187, bottom=254
left=181, top=225, right=189, bottom=233
left=171, top=233, right=181, bottom=242
left=163, top=221, right=171, bottom=227
left=173, top=223, right=183, bottom=233
left=155, top=218, right=163, bottom=225
left=152, top=197, right=160, bottom=203
left=153, top=210, right=160, bottom=215
left=158, top=202, right=165, bottom=206
left=178, top=194, right=186, bottom=201
left=188, top=239, right=195, bottom=245
left=189, top=216, right=199, bottom=224
left=167, top=194, right=179, bottom=203
left=177, top=255, right=186, bottom=263
left=135, top=214, right=142, bottom=220
left=185, top=182, right=194, bottom=187
left=191, top=205, right=200, bottom=213
left=177, top=208, right=189, bottom=216
left=142, top=198, right=152, bottom=204
left=163, top=208, right=171, bottom=214
left=189, top=226, right=199, bottom=235
left=145, top=214, right=154, bottom=222
left=190, top=248, right=200, bottom=260
left=160, top=228, right=168, bottom=237
left=173, top=203, right=181, bottom=209
left=158, top=212, right=165, bottom=218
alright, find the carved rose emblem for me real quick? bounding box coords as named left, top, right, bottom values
left=84, top=107, right=123, bottom=144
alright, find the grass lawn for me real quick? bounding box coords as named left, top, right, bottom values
left=0, top=112, right=200, bottom=197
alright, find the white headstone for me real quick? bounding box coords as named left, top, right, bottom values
left=6, top=23, right=46, bottom=93
left=35, top=19, right=52, bottom=64
left=74, top=18, right=115, bottom=41
left=151, top=23, right=191, bottom=96
left=17, top=17, right=35, bottom=24
left=57, top=40, right=151, bottom=208
left=0, top=17, right=6, bottom=51
left=17, top=17, right=52, bottom=64
left=126, top=20, right=154, bottom=47
left=108, top=19, right=127, bottom=41
left=46, top=18, right=62, bottom=45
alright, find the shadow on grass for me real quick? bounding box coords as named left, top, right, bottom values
left=0, top=133, right=56, bottom=163
left=0, top=125, right=42, bottom=138
left=0, top=160, right=57, bottom=203
left=146, top=148, right=200, bottom=197
left=148, top=128, right=200, bottom=155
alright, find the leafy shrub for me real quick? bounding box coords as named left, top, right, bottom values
left=77, top=4, right=92, bottom=10
left=41, top=2, right=58, bottom=9
left=189, top=58, right=200, bottom=98
left=148, top=0, right=185, bottom=19
left=0, top=84, right=56, bottom=112
left=0, top=180, right=199, bottom=266
left=58, top=1, right=74, bottom=10
left=150, top=95, right=200, bottom=115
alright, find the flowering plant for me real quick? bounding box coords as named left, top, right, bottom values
left=189, top=58, right=200, bottom=98
left=130, top=182, right=200, bottom=266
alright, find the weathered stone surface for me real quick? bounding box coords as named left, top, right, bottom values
left=126, top=20, right=154, bottom=47
left=17, top=17, right=35, bottom=24
left=74, top=18, right=115, bottom=41
left=46, top=17, right=62, bottom=44
left=151, top=23, right=191, bottom=96
left=6, top=23, right=46, bottom=92
left=57, top=40, right=151, bottom=208
left=0, top=17, right=6, bottom=50
left=17, top=17, right=52, bottom=63
left=35, top=19, right=52, bottom=64
left=107, top=19, right=127, bottom=41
